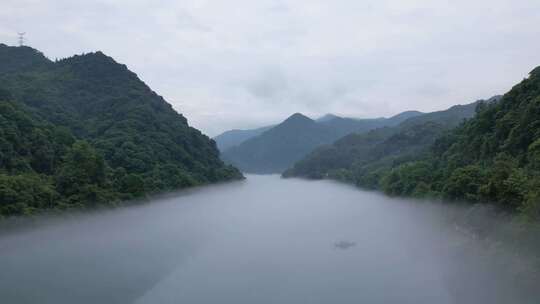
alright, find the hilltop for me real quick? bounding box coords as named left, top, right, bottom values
left=0, top=44, right=242, bottom=216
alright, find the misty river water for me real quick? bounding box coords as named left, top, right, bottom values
left=0, top=175, right=538, bottom=303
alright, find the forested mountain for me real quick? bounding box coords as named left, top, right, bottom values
left=213, top=125, right=274, bottom=151
left=318, top=110, right=423, bottom=139
left=222, top=113, right=338, bottom=173
left=379, top=69, right=540, bottom=217
left=283, top=100, right=484, bottom=185
left=0, top=44, right=242, bottom=217
left=286, top=68, right=540, bottom=218
left=0, top=44, right=51, bottom=74
left=215, top=111, right=422, bottom=153
left=219, top=111, right=423, bottom=173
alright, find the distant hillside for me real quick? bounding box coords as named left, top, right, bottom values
left=219, top=110, right=423, bottom=173
left=285, top=73, right=540, bottom=218
left=0, top=44, right=242, bottom=217
left=319, top=110, right=423, bottom=138
left=222, top=113, right=338, bottom=173
left=283, top=100, right=483, bottom=181
left=213, top=125, right=274, bottom=151
left=376, top=69, right=539, bottom=217
left=315, top=113, right=341, bottom=122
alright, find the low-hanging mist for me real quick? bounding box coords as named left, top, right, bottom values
left=0, top=175, right=538, bottom=304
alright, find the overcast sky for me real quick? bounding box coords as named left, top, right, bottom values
left=2, top=0, right=540, bottom=136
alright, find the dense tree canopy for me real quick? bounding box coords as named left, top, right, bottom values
left=283, top=101, right=481, bottom=184
left=285, top=67, right=540, bottom=218
left=0, top=44, right=242, bottom=217
left=403, top=67, right=540, bottom=217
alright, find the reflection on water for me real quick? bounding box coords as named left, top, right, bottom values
left=0, top=175, right=538, bottom=304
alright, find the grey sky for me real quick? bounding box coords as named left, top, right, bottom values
left=2, top=0, right=540, bottom=136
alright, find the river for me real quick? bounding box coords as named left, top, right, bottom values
left=0, top=175, right=538, bottom=303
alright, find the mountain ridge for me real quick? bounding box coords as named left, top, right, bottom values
left=214, top=110, right=424, bottom=154
left=220, top=108, right=427, bottom=173
left=221, top=112, right=338, bottom=173
left=283, top=99, right=486, bottom=180
left=283, top=76, right=540, bottom=219
left=0, top=44, right=242, bottom=216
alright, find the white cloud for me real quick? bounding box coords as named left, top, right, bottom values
left=1, top=0, right=540, bottom=135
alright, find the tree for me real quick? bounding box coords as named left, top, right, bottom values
left=443, top=165, right=485, bottom=201
left=55, top=141, right=107, bottom=201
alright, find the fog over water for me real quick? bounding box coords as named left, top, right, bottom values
left=0, top=175, right=538, bottom=303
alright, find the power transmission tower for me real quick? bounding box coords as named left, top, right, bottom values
left=17, top=32, right=25, bottom=46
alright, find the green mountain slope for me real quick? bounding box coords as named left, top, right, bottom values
left=222, top=113, right=340, bottom=173
left=287, top=67, right=540, bottom=218
left=219, top=111, right=423, bottom=173
left=213, top=125, right=274, bottom=151
left=318, top=110, right=423, bottom=138
left=379, top=68, right=539, bottom=216
left=0, top=44, right=242, bottom=217
left=283, top=100, right=484, bottom=186
left=0, top=44, right=51, bottom=74
left=214, top=111, right=423, bottom=154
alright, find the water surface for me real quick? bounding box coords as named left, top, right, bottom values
left=0, top=175, right=537, bottom=303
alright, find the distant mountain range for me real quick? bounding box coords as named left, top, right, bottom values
left=218, top=111, right=423, bottom=173
left=214, top=111, right=422, bottom=153
left=214, top=125, right=274, bottom=151
left=283, top=99, right=495, bottom=180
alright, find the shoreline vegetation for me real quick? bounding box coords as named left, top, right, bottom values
left=284, top=67, right=540, bottom=221
left=0, top=176, right=246, bottom=234
left=0, top=44, right=243, bottom=218
left=1, top=42, right=539, bottom=230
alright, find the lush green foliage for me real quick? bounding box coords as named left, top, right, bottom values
left=391, top=68, right=540, bottom=217
left=0, top=44, right=242, bottom=217
left=283, top=102, right=480, bottom=183
left=286, top=68, right=540, bottom=218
